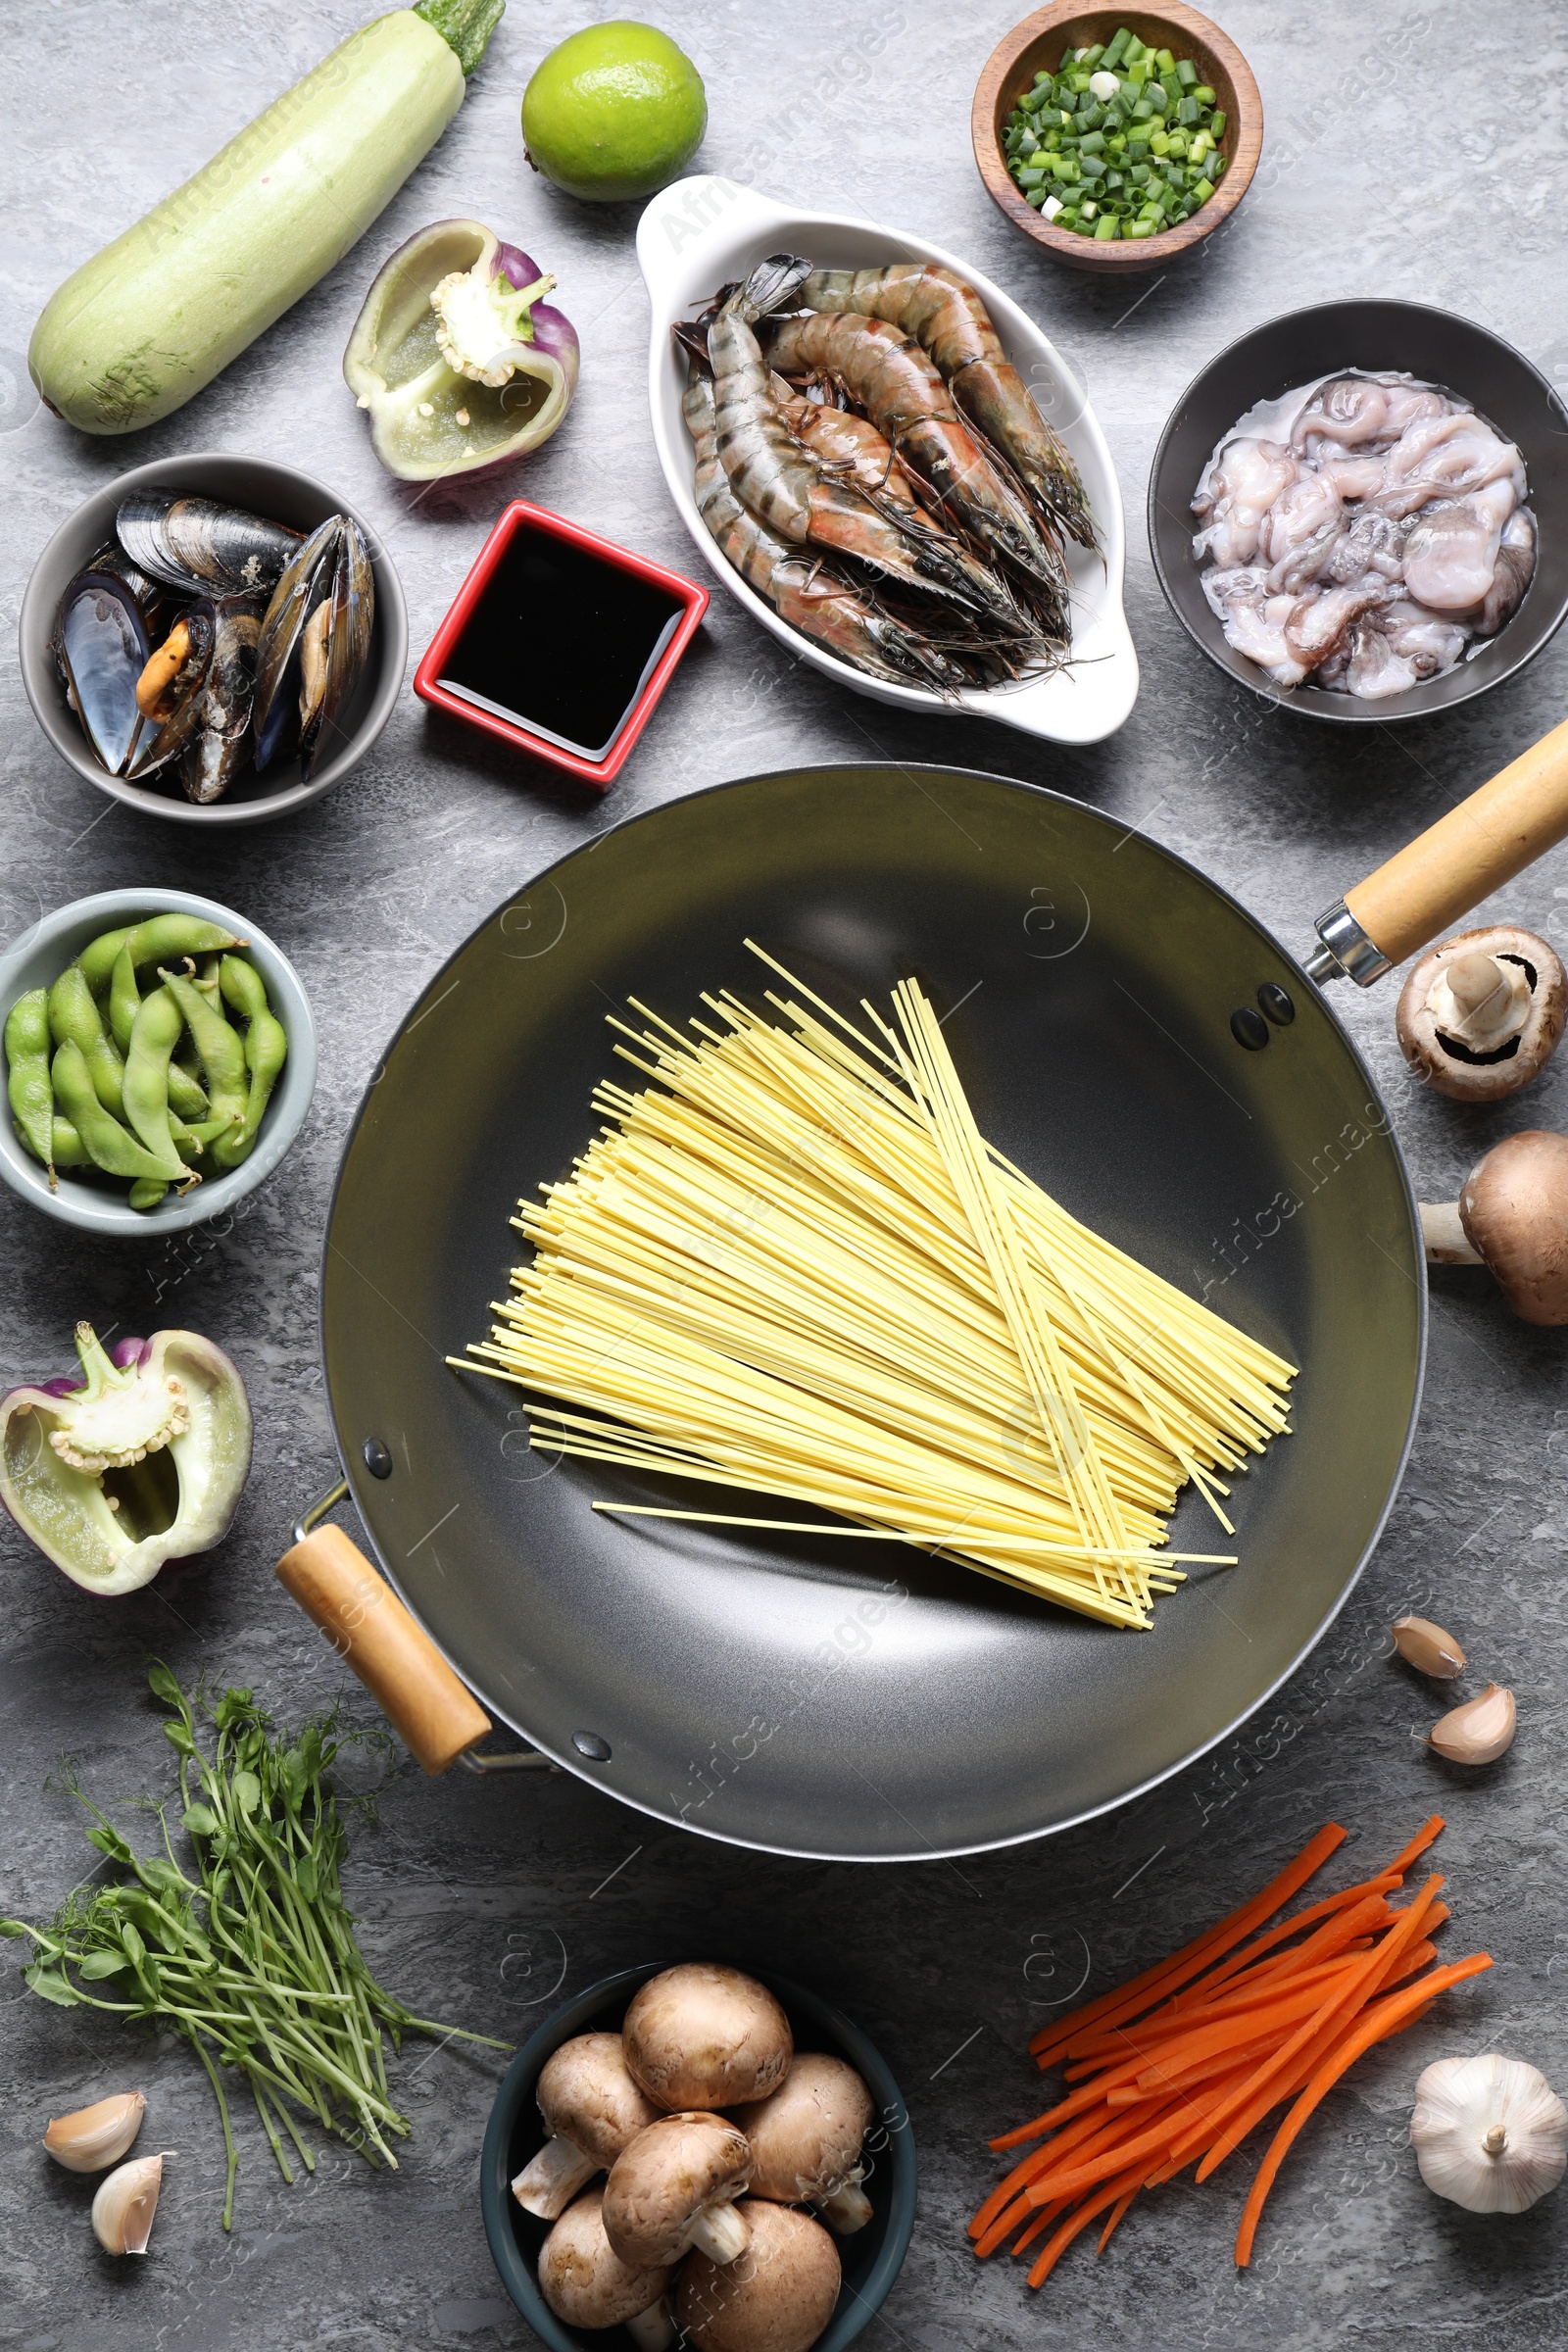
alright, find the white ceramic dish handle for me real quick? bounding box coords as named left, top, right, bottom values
left=638, top=175, right=1139, bottom=748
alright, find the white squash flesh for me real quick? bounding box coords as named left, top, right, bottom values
left=29, top=11, right=464, bottom=434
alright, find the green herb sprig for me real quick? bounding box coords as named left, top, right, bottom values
left=2, top=1664, right=508, bottom=2229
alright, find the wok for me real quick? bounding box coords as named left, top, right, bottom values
left=280, top=724, right=1568, bottom=1860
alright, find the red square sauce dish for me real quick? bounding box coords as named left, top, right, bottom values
left=414, top=501, right=709, bottom=786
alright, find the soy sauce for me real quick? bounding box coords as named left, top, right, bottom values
left=438, top=523, right=686, bottom=762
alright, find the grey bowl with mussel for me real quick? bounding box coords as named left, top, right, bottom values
left=19, top=455, right=408, bottom=826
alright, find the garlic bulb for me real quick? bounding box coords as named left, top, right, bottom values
left=1412, top=2055, right=1568, bottom=2213
left=44, top=2089, right=146, bottom=2173
left=1429, top=1683, right=1516, bottom=1765
left=91, top=2152, right=165, bottom=2255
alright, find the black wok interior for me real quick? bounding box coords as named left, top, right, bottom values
left=319, top=766, right=1423, bottom=1858
left=1148, top=299, right=1568, bottom=721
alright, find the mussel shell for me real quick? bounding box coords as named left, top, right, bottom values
left=252, top=514, right=374, bottom=778
left=252, top=517, right=342, bottom=771
left=180, top=597, right=264, bottom=805
left=53, top=569, right=155, bottom=775
left=116, top=492, right=303, bottom=597
left=303, top=516, right=373, bottom=782
left=123, top=604, right=220, bottom=779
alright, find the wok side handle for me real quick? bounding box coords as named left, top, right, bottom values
left=1334, top=713, right=1568, bottom=976
left=276, top=1521, right=492, bottom=1776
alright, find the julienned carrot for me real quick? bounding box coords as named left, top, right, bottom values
left=1233, top=1952, right=1492, bottom=2267
left=1027, top=2160, right=1150, bottom=2288
left=973, top=1817, right=1471, bottom=2301
left=1098, top=2183, right=1140, bottom=2252
left=1170, top=1874, right=1401, bottom=2009
left=1024, top=1823, right=1348, bottom=2072
left=1177, top=1878, right=1445, bottom=2179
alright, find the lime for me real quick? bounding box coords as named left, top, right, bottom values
left=522, top=22, right=708, bottom=205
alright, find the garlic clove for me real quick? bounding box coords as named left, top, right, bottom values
left=1429, top=1681, right=1516, bottom=1765
left=1393, top=1615, right=1466, bottom=1679
left=1412, top=2053, right=1568, bottom=2214
left=44, top=2089, right=146, bottom=2173
left=91, top=2152, right=164, bottom=2255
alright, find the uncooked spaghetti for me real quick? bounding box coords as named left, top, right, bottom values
left=450, top=949, right=1297, bottom=1629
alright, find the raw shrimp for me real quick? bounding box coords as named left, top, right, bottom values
left=799, top=264, right=1097, bottom=549
left=756, top=307, right=1070, bottom=641
left=682, top=376, right=977, bottom=691
left=772, top=375, right=926, bottom=519
left=708, top=282, right=1025, bottom=629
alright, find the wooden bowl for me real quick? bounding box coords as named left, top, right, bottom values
left=972, top=2, right=1263, bottom=272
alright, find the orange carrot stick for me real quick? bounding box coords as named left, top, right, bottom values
left=1234, top=1951, right=1492, bottom=2266
left=1382, top=1813, right=1444, bottom=1877
left=1098, top=2183, right=1141, bottom=2252
left=1026, top=2075, right=1250, bottom=2206
left=1170, top=1874, right=1402, bottom=2009
left=1178, top=1879, right=1446, bottom=2180
left=1027, top=1823, right=1348, bottom=2067
left=1128, top=1967, right=1375, bottom=2092
left=1027, top=2162, right=1150, bottom=2288
left=972, top=2102, right=1134, bottom=2244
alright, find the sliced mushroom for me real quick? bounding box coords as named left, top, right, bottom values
left=512, top=2032, right=662, bottom=2219
left=1419, top=1131, right=1568, bottom=1324
left=731, top=2053, right=875, bottom=2233
left=537, top=2185, right=676, bottom=2351
left=677, top=2199, right=842, bottom=2352
left=623, top=1964, right=793, bottom=2111
left=602, top=2112, right=754, bottom=2269
left=1397, top=926, right=1566, bottom=1102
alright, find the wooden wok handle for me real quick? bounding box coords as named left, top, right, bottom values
left=275, top=1522, right=491, bottom=1775
left=1345, top=713, right=1568, bottom=968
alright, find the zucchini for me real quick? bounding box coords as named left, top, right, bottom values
left=28, top=0, right=503, bottom=435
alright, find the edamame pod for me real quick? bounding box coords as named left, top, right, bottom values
left=172, top=1111, right=241, bottom=1163
left=50, top=1118, right=90, bottom=1169
left=76, top=914, right=244, bottom=995
left=122, top=985, right=188, bottom=1167
left=50, top=1042, right=189, bottom=1184
left=128, top=1178, right=169, bottom=1211
left=5, top=988, right=57, bottom=1176
left=109, top=943, right=141, bottom=1054
left=213, top=956, right=289, bottom=1168
left=48, top=965, right=126, bottom=1119
left=159, top=967, right=248, bottom=1126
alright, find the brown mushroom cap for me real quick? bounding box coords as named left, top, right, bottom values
left=537, top=2185, right=674, bottom=2328
left=677, top=2199, right=842, bottom=2352
left=624, top=1964, right=794, bottom=2110
left=602, top=2112, right=753, bottom=2269
left=538, top=2032, right=662, bottom=2168
left=1459, top=1130, right=1568, bottom=1324
left=1396, top=926, right=1567, bottom=1102
left=731, top=2054, right=874, bottom=2205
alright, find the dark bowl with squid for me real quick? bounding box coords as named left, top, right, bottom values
left=1148, top=300, right=1568, bottom=722
left=19, top=452, right=408, bottom=825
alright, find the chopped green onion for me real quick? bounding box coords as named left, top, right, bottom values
left=1002, top=25, right=1227, bottom=240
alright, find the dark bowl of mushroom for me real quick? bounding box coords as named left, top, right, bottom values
left=1148, top=300, right=1568, bottom=721
left=481, top=1960, right=916, bottom=2352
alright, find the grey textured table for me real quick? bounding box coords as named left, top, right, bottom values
left=4, top=3, right=1566, bottom=2346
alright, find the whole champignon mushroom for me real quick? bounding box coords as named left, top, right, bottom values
left=677, top=2198, right=842, bottom=2352
left=623, top=1964, right=793, bottom=2112
left=602, top=2111, right=754, bottom=2269
left=1397, top=926, right=1566, bottom=1102
left=537, top=2185, right=676, bottom=2351
left=732, top=2053, right=875, bottom=2232
left=1419, top=1131, right=1568, bottom=1324
left=512, top=2033, right=662, bottom=2219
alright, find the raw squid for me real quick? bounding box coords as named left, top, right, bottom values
left=1192, top=370, right=1536, bottom=700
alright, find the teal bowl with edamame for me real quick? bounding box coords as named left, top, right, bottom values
left=0, top=888, right=316, bottom=1236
